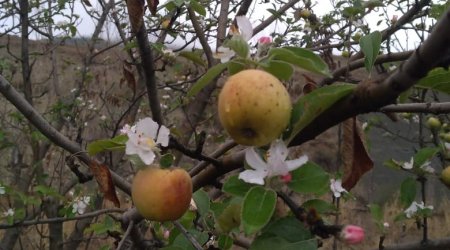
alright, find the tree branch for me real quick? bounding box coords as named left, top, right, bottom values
left=289, top=7, right=450, bottom=146
left=0, top=208, right=125, bottom=229
left=381, top=102, right=450, bottom=114
left=320, top=51, right=413, bottom=86
left=135, top=21, right=163, bottom=125
left=253, top=0, right=300, bottom=35
left=372, top=237, right=450, bottom=250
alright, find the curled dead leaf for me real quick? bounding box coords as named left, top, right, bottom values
left=89, top=160, right=120, bottom=207
left=122, top=61, right=136, bottom=95
left=126, top=0, right=145, bottom=33
left=341, top=117, right=373, bottom=190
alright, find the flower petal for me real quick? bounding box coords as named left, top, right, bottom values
left=245, top=147, right=268, bottom=170
left=236, top=15, right=253, bottom=41
left=268, top=139, right=288, bottom=161
left=125, top=139, right=140, bottom=155
left=156, top=125, right=170, bottom=147
left=138, top=149, right=156, bottom=165
left=136, top=117, right=159, bottom=139
left=267, top=153, right=289, bottom=177
left=238, top=169, right=267, bottom=185
left=286, top=155, right=308, bottom=171
left=214, top=46, right=235, bottom=63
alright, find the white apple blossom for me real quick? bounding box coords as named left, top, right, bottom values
left=72, top=196, right=91, bottom=215
left=214, top=15, right=253, bottom=63
left=402, top=157, right=414, bottom=170
left=3, top=208, right=14, bottom=217
left=330, top=179, right=347, bottom=198
left=404, top=201, right=433, bottom=218
left=420, top=162, right=435, bottom=174
left=239, top=139, right=308, bottom=185
left=124, top=117, right=170, bottom=165
left=214, top=46, right=236, bottom=63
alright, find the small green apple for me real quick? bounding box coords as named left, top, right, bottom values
left=341, top=51, right=350, bottom=58
left=426, top=117, right=441, bottom=130
left=299, top=9, right=311, bottom=19
left=218, top=69, right=292, bottom=146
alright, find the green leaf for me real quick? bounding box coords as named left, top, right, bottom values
left=222, top=175, right=254, bottom=197
left=416, top=68, right=450, bottom=95
left=268, top=47, right=331, bottom=77
left=242, top=186, right=277, bottom=235
left=224, top=36, right=250, bottom=58
left=251, top=219, right=316, bottom=250
left=359, top=31, right=382, bottom=74
left=400, top=177, right=417, bottom=208
left=187, top=62, right=228, bottom=98
left=172, top=229, right=209, bottom=250
left=301, top=199, right=337, bottom=214
left=189, top=0, right=206, bottom=16
left=217, top=203, right=241, bottom=233
left=259, top=60, right=294, bottom=81
left=159, top=153, right=174, bottom=168
left=86, top=135, right=127, bottom=156
left=218, top=234, right=233, bottom=250
left=413, top=147, right=439, bottom=168
left=85, top=217, right=120, bottom=235
left=286, top=83, right=355, bottom=142
left=192, top=189, right=210, bottom=218
left=179, top=51, right=207, bottom=67
left=34, top=185, right=64, bottom=199
left=227, top=59, right=247, bottom=75
left=288, top=162, right=329, bottom=194
left=369, top=204, right=383, bottom=222
left=261, top=217, right=312, bottom=242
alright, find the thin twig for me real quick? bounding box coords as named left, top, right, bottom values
left=116, top=220, right=134, bottom=250
left=173, top=221, right=203, bottom=250
left=381, top=102, right=450, bottom=114
left=0, top=208, right=125, bottom=229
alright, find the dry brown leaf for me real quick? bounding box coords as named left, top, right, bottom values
left=147, top=0, right=159, bottom=15
left=126, top=0, right=145, bottom=33
left=122, top=61, right=136, bottom=95
left=89, top=160, right=120, bottom=207
left=341, top=117, right=373, bottom=190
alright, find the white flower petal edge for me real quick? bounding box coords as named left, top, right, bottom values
left=236, top=15, right=253, bottom=41
left=245, top=148, right=268, bottom=170
left=330, top=179, right=347, bottom=198
left=402, top=157, right=414, bottom=170
left=157, top=125, right=170, bottom=147
left=214, top=46, right=235, bottom=63
left=286, top=155, right=309, bottom=171
left=239, top=169, right=267, bottom=185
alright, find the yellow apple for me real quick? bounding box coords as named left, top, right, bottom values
left=131, top=166, right=193, bottom=221
left=218, top=69, right=292, bottom=146
left=441, top=166, right=450, bottom=188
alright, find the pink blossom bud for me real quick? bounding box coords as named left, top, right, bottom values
left=340, top=225, right=364, bottom=244
left=280, top=173, right=292, bottom=183
left=163, top=229, right=170, bottom=240
left=258, top=36, right=272, bottom=44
